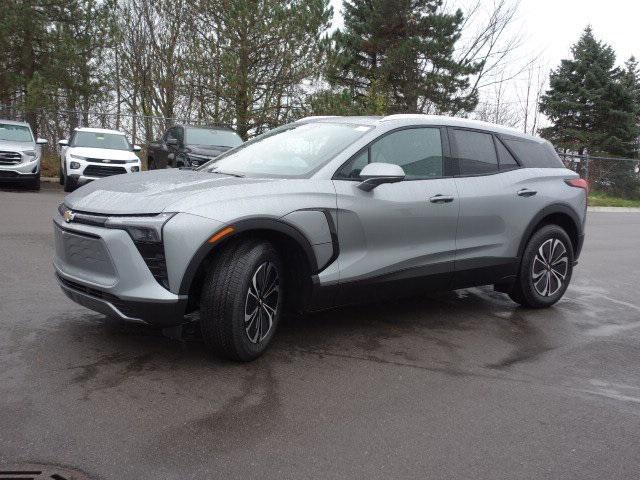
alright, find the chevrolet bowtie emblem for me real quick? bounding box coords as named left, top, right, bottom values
left=63, top=209, right=75, bottom=223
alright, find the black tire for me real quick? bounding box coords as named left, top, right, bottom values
left=28, top=174, right=40, bottom=191
left=147, top=157, right=155, bottom=170
left=200, top=238, right=284, bottom=361
left=63, top=175, right=77, bottom=193
left=509, top=224, right=574, bottom=308
left=59, top=165, right=64, bottom=185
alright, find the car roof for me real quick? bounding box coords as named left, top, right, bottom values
left=0, top=118, right=31, bottom=128
left=74, top=127, right=126, bottom=135
left=301, top=114, right=543, bottom=143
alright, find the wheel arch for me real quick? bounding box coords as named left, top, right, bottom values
left=178, top=217, right=320, bottom=311
left=518, top=203, right=583, bottom=261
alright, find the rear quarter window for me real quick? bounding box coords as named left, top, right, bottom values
left=502, top=137, right=564, bottom=168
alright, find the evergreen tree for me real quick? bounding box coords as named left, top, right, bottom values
left=326, top=0, right=480, bottom=115
left=540, top=27, right=639, bottom=197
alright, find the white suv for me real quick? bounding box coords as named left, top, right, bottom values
left=59, top=127, right=142, bottom=192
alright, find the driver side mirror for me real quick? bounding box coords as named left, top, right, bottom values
left=357, top=162, right=406, bottom=191
left=132, top=144, right=142, bottom=152
left=166, top=138, right=179, bottom=148
left=58, top=139, right=69, bottom=146
left=36, top=138, right=48, bottom=145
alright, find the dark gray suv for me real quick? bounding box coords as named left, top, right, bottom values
left=54, top=115, right=587, bottom=361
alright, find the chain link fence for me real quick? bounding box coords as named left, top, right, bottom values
left=559, top=153, right=640, bottom=202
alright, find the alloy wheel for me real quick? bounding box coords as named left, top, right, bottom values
left=244, top=261, right=279, bottom=343
left=531, top=238, right=569, bottom=297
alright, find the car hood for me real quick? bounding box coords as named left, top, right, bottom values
left=69, top=146, right=139, bottom=161
left=188, top=145, right=233, bottom=158
left=63, top=168, right=275, bottom=215
left=0, top=140, right=34, bottom=152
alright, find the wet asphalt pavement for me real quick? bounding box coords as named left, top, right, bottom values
left=1, top=183, right=639, bottom=480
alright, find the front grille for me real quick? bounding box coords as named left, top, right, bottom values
left=86, top=157, right=127, bottom=164
left=83, top=164, right=127, bottom=177
left=134, top=241, right=170, bottom=289
left=0, top=150, right=21, bottom=165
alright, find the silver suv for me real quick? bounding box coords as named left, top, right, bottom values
left=0, top=119, right=48, bottom=189
left=54, top=115, right=587, bottom=361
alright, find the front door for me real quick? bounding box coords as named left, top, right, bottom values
left=332, top=126, right=459, bottom=304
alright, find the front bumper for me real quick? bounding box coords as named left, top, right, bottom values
left=67, top=159, right=141, bottom=185
left=53, top=214, right=188, bottom=326
left=0, top=158, right=40, bottom=182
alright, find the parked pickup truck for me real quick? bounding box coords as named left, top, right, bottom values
left=147, top=125, right=243, bottom=169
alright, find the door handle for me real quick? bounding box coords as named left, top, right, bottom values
left=429, top=194, right=454, bottom=203
left=517, top=188, right=537, bottom=197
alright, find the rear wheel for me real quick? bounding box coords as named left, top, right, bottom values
left=147, top=157, right=155, bottom=170
left=59, top=164, right=64, bottom=185
left=509, top=224, right=574, bottom=308
left=200, top=239, right=283, bottom=361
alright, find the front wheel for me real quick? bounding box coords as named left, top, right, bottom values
left=200, top=239, right=283, bottom=361
left=63, top=174, right=77, bottom=193
left=509, top=224, right=574, bottom=308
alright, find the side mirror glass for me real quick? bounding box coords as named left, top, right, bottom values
left=132, top=144, right=142, bottom=152
left=166, top=138, right=179, bottom=147
left=357, top=162, right=405, bottom=191
left=58, top=139, right=69, bottom=146
left=36, top=138, right=48, bottom=145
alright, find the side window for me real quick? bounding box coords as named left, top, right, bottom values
left=370, top=128, right=443, bottom=180
left=496, top=138, right=519, bottom=170
left=337, top=149, right=368, bottom=179
left=503, top=138, right=564, bottom=168
left=452, top=129, right=498, bottom=175
left=164, top=127, right=177, bottom=143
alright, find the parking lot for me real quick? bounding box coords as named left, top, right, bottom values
left=1, top=183, right=639, bottom=479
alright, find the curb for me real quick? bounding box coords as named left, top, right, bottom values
left=588, top=206, right=640, bottom=213
left=41, top=177, right=59, bottom=183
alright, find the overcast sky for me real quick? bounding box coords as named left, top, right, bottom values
left=328, top=0, right=639, bottom=128
left=329, top=0, right=639, bottom=69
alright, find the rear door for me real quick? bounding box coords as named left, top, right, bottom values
left=333, top=126, right=459, bottom=302
left=450, top=128, right=546, bottom=287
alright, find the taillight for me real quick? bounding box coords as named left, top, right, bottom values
left=565, top=178, right=589, bottom=194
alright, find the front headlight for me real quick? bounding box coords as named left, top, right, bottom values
left=69, top=153, right=87, bottom=161
left=104, top=212, right=176, bottom=289
left=22, top=150, right=37, bottom=161
left=105, top=212, right=176, bottom=243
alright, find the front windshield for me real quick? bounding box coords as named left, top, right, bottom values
left=201, top=122, right=372, bottom=178
left=0, top=123, right=33, bottom=143
left=186, top=127, right=243, bottom=148
left=72, top=131, right=131, bottom=151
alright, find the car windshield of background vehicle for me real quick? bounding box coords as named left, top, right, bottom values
left=0, top=123, right=33, bottom=143
left=201, top=122, right=373, bottom=178
left=186, top=127, right=243, bottom=148
left=73, top=132, right=131, bottom=151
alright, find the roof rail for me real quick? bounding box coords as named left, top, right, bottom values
left=380, top=114, right=430, bottom=121
left=295, top=115, right=341, bottom=123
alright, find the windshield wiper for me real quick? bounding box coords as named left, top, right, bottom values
left=209, top=169, right=245, bottom=178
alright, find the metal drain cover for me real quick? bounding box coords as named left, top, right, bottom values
left=0, top=463, right=92, bottom=480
